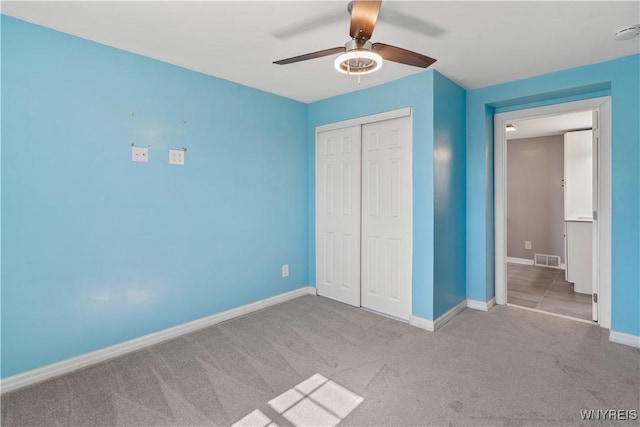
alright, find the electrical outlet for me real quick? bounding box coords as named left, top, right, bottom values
left=282, top=264, right=289, bottom=278
left=132, top=146, right=148, bottom=163
left=525, top=241, right=532, bottom=250
left=169, top=149, right=185, bottom=165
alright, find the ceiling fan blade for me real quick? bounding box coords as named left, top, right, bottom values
left=372, top=43, right=437, bottom=68
left=273, top=47, right=345, bottom=65
left=349, top=0, right=382, bottom=41
left=378, top=8, right=445, bottom=38
left=272, top=10, right=345, bottom=40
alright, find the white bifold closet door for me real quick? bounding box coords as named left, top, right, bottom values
left=316, top=125, right=362, bottom=307
left=361, top=117, right=412, bottom=319
left=317, top=115, right=412, bottom=320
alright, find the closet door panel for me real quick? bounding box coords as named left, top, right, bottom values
left=361, top=117, right=412, bottom=319
left=316, top=126, right=362, bottom=306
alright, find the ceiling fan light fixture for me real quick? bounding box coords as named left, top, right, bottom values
left=334, top=49, right=383, bottom=75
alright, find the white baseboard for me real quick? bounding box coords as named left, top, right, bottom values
left=410, top=299, right=467, bottom=332
left=609, top=330, right=640, bottom=348
left=507, top=257, right=533, bottom=265
left=409, top=315, right=435, bottom=331
left=507, top=257, right=565, bottom=270
left=433, top=300, right=467, bottom=331
left=466, top=297, right=496, bottom=312
left=1, top=286, right=316, bottom=394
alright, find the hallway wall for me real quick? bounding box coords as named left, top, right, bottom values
left=507, top=135, right=565, bottom=262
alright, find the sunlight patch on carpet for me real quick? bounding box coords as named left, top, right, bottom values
left=232, top=374, right=363, bottom=427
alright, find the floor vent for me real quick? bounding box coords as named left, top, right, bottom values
left=534, top=253, right=562, bottom=269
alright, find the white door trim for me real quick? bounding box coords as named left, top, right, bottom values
left=316, top=107, right=412, bottom=133
left=494, top=96, right=611, bottom=328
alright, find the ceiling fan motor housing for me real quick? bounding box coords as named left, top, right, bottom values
left=335, top=39, right=381, bottom=74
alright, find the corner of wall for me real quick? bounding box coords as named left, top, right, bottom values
left=432, top=71, right=468, bottom=318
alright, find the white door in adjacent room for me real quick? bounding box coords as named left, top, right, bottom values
left=360, top=117, right=413, bottom=319
left=316, top=125, right=362, bottom=307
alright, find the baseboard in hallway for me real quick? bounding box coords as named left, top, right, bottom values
left=507, top=257, right=534, bottom=266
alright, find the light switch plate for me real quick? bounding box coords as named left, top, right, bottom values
left=282, top=264, right=289, bottom=278
left=132, top=146, right=148, bottom=162
left=169, top=149, right=185, bottom=165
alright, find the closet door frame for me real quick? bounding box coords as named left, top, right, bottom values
left=315, top=107, right=413, bottom=316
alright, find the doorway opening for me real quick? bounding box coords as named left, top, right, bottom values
left=494, top=97, right=611, bottom=328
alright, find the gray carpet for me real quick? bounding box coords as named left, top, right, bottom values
left=2, top=295, right=638, bottom=426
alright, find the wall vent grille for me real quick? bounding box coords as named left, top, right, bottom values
left=534, top=253, right=562, bottom=269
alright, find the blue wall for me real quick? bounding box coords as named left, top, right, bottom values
left=1, top=16, right=308, bottom=378
left=466, top=55, right=640, bottom=335
left=308, top=71, right=436, bottom=319
left=433, top=72, right=466, bottom=317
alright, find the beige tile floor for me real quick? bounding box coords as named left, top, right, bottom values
left=507, top=263, right=593, bottom=321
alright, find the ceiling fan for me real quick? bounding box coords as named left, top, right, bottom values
left=273, top=0, right=437, bottom=76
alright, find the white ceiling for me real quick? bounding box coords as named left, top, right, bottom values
left=2, top=1, right=639, bottom=103
left=507, top=110, right=593, bottom=140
